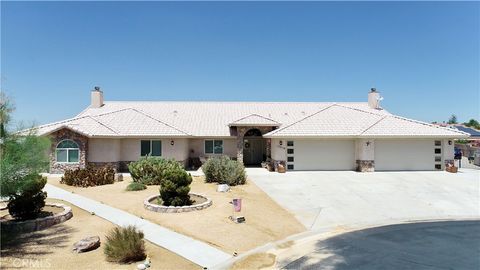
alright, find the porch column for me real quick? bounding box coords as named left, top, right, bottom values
left=236, top=127, right=247, bottom=163
left=236, top=135, right=244, bottom=163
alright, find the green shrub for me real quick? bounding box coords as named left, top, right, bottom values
left=61, top=165, right=115, bottom=187
left=202, top=156, right=246, bottom=186
left=159, top=167, right=193, bottom=206
left=128, top=156, right=183, bottom=185
left=125, top=182, right=147, bottom=191
left=104, top=226, right=146, bottom=263
left=7, top=174, right=47, bottom=220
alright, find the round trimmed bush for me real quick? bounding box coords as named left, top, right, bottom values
left=125, top=182, right=147, bottom=191
left=159, top=167, right=193, bottom=206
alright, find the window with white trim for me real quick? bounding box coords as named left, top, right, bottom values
left=56, top=140, right=79, bottom=163
left=205, top=140, right=223, bottom=154
left=141, top=140, right=162, bottom=156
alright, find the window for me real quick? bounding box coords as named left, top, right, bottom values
left=56, top=140, right=79, bottom=163
left=434, top=148, right=441, bottom=154
left=287, top=148, right=294, bottom=154
left=287, top=141, right=294, bottom=147
left=287, top=156, right=294, bottom=162
left=140, top=140, right=162, bottom=156
left=205, top=140, right=223, bottom=154
left=435, top=164, right=442, bottom=170
left=434, top=140, right=441, bottom=146
left=435, top=156, right=442, bottom=162
left=287, top=164, right=294, bottom=170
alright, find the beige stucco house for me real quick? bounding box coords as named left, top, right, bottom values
left=34, top=87, right=468, bottom=173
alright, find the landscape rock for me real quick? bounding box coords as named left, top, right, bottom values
left=114, top=173, right=123, bottom=182
left=217, top=184, right=230, bottom=192
left=73, top=236, right=100, bottom=253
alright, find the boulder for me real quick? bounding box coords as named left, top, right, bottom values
left=216, top=184, right=230, bottom=192
left=73, top=236, right=100, bottom=253
left=114, top=173, right=123, bottom=182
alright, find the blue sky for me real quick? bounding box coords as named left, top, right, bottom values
left=1, top=1, right=479, bottom=127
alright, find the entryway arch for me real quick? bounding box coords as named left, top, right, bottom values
left=243, top=128, right=266, bottom=166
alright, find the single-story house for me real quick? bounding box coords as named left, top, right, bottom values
left=34, top=87, right=468, bottom=173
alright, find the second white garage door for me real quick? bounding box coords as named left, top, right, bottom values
left=292, top=140, right=355, bottom=170
left=375, top=139, right=436, bottom=171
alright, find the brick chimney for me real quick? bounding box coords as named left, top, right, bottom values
left=368, top=88, right=381, bottom=109
left=91, top=86, right=104, bottom=108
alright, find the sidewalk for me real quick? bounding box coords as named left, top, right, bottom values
left=44, top=183, right=231, bottom=269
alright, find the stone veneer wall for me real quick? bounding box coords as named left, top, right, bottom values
left=236, top=126, right=275, bottom=163
left=356, top=160, right=375, bottom=172
left=50, top=129, right=88, bottom=174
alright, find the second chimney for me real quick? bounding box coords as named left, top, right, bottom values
left=91, top=86, right=104, bottom=108
left=368, top=88, right=380, bottom=109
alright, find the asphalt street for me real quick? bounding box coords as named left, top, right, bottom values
left=282, top=220, right=480, bottom=270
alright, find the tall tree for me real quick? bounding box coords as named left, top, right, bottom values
left=447, top=114, right=458, bottom=124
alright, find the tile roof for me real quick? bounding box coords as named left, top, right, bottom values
left=33, top=101, right=468, bottom=138
left=265, top=104, right=468, bottom=138
left=229, top=114, right=280, bottom=126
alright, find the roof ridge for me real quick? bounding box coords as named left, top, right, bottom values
left=265, top=104, right=337, bottom=136
left=33, top=115, right=91, bottom=130
left=128, top=108, right=191, bottom=136
left=231, top=113, right=279, bottom=124
left=103, top=101, right=364, bottom=104
left=86, top=116, right=120, bottom=135
left=334, top=103, right=389, bottom=116
left=359, top=115, right=389, bottom=135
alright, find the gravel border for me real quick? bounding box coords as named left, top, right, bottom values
left=0, top=203, right=73, bottom=233
left=144, top=193, right=212, bottom=213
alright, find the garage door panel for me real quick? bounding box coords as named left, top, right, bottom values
left=294, top=140, right=355, bottom=170
left=375, top=140, right=435, bottom=171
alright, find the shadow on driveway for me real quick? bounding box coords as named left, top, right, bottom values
left=282, top=220, right=480, bottom=270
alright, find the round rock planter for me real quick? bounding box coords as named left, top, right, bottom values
left=0, top=203, right=73, bottom=234
left=144, top=193, right=212, bottom=213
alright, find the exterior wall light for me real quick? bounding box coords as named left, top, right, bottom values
left=279, top=140, right=283, bottom=146
left=448, top=140, right=452, bottom=145
left=170, top=140, right=174, bottom=146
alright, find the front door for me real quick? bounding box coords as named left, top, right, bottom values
left=243, top=138, right=265, bottom=166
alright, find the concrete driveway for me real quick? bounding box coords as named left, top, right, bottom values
left=247, top=168, right=480, bottom=231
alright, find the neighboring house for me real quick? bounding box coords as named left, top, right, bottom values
left=34, top=87, right=468, bottom=173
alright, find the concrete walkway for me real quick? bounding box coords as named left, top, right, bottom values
left=44, top=183, right=231, bottom=269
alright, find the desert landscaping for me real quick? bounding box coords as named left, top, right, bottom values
left=47, top=174, right=306, bottom=254
left=0, top=199, right=199, bottom=270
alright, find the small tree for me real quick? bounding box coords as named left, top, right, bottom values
left=159, top=167, right=192, bottom=206
left=0, top=93, right=50, bottom=219
left=447, top=114, right=458, bottom=124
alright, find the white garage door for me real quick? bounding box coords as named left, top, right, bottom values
left=291, top=140, right=355, bottom=170
left=375, top=140, right=435, bottom=171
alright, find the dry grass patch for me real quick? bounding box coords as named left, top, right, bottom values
left=231, top=253, right=276, bottom=270
left=0, top=199, right=199, bottom=270
left=48, top=175, right=306, bottom=254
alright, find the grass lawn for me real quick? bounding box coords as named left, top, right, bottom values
left=0, top=199, right=199, bottom=270
left=47, top=175, right=306, bottom=254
